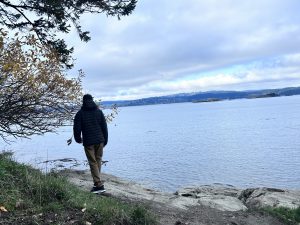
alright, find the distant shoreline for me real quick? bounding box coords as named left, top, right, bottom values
left=192, top=92, right=280, bottom=103
left=102, top=86, right=300, bottom=107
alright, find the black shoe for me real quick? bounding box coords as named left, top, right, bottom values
left=91, top=185, right=106, bottom=194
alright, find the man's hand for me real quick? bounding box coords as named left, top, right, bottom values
left=67, top=138, right=72, bottom=145
left=67, top=136, right=82, bottom=145
left=101, top=160, right=109, bottom=166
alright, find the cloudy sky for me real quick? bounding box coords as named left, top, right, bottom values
left=68, top=0, right=300, bottom=100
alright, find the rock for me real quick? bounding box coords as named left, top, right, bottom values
left=60, top=169, right=300, bottom=213
left=239, top=188, right=300, bottom=209
left=238, top=188, right=256, bottom=203
left=177, top=185, right=247, bottom=211
left=198, top=195, right=247, bottom=212
left=168, top=196, right=200, bottom=210
left=177, top=184, right=241, bottom=198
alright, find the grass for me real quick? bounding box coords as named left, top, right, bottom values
left=0, top=151, right=157, bottom=225
left=263, top=206, right=300, bottom=225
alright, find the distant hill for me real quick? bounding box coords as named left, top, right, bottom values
left=101, top=86, right=300, bottom=107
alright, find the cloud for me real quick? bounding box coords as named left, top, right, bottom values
left=66, top=0, right=300, bottom=100
left=102, top=53, right=300, bottom=100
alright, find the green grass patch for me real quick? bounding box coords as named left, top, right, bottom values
left=0, top=152, right=157, bottom=225
left=264, top=206, right=300, bottom=225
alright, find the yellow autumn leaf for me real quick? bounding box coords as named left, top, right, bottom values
left=0, top=206, right=8, bottom=212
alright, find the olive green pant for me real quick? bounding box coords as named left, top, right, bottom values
left=84, top=143, right=104, bottom=187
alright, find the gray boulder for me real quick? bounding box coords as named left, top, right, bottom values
left=176, top=184, right=247, bottom=211
left=239, top=187, right=300, bottom=209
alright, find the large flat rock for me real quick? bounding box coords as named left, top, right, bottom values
left=176, top=184, right=247, bottom=211
left=59, top=170, right=300, bottom=212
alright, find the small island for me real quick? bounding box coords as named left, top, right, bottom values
left=192, top=98, right=223, bottom=103
left=248, top=92, right=280, bottom=99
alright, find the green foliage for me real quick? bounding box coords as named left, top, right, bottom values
left=0, top=152, right=157, bottom=225
left=264, top=206, right=300, bottom=225
left=131, top=206, right=157, bottom=225
left=0, top=0, right=137, bottom=68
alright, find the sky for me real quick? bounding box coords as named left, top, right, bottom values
left=67, top=0, right=300, bottom=101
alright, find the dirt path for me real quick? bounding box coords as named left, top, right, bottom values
left=59, top=169, right=293, bottom=225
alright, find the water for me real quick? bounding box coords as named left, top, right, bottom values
left=2, top=95, right=300, bottom=192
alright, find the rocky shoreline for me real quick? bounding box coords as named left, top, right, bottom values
left=60, top=169, right=300, bottom=225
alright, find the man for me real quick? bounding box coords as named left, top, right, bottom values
left=73, top=94, right=108, bottom=194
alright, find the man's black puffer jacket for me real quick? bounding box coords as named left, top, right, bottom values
left=73, top=99, right=108, bottom=147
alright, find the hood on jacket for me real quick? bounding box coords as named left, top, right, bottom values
left=81, top=94, right=98, bottom=111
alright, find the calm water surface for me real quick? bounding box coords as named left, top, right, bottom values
left=3, top=95, right=300, bottom=192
